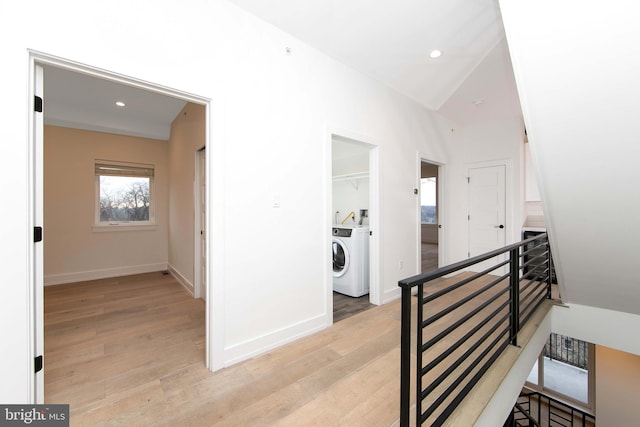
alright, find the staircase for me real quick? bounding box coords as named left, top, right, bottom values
left=506, top=391, right=595, bottom=427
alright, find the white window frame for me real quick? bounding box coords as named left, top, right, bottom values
left=525, top=334, right=596, bottom=414
left=92, top=160, right=157, bottom=232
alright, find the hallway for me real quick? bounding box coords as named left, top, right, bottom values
left=44, top=270, right=549, bottom=425
left=45, top=273, right=402, bottom=426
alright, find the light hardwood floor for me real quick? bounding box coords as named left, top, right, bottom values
left=45, top=272, right=406, bottom=426
left=45, top=271, right=551, bottom=426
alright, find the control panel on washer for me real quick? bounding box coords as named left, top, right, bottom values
left=332, top=227, right=353, bottom=237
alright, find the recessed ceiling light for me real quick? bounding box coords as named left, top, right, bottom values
left=429, top=50, right=442, bottom=59
left=115, top=101, right=126, bottom=107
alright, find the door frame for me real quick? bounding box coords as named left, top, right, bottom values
left=417, top=155, right=447, bottom=273
left=325, top=127, right=380, bottom=326
left=194, top=146, right=206, bottom=300
left=466, top=159, right=515, bottom=256
left=27, top=50, right=217, bottom=402
left=29, top=61, right=45, bottom=403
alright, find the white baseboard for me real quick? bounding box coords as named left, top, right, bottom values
left=44, top=262, right=168, bottom=286
left=167, top=264, right=194, bottom=296
left=223, top=314, right=328, bottom=367
left=382, top=286, right=402, bottom=304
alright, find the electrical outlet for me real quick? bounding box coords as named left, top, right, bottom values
left=399, top=260, right=404, bottom=270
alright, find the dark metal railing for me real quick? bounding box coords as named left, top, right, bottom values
left=509, top=401, right=541, bottom=427
left=513, top=391, right=595, bottom=426
left=399, top=233, right=552, bottom=426
left=545, top=333, right=588, bottom=370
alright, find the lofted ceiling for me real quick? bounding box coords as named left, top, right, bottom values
left=43, top=0, right=520, bottom=139
left=227, top=0, right=518, bottom=123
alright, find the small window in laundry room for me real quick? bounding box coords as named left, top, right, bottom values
left=420, top=177, right=437, bottom=224
left=94, top=160, right=155, bottom=230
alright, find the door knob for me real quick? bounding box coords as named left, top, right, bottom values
left=495, top=225, right=505, bottom=229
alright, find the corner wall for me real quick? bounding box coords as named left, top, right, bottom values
left=596, top=345, right=640, bottom=426
left=1, top=0, right=455, bottom=399
left=168, top=103, right=206, bottom=292
left=500, top=0, right=640, bottom=315
left=43, top=126, right=169, bottom=284
left=445, top=119, right=524, bottom=264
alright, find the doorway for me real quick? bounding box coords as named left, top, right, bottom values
left=467, top=163, right=507, bottom=272
left=329, top=133, right=379, bottom=323
left=420, top=160, right=440, bottom=273
left=29, top=52, right=212, bottom=403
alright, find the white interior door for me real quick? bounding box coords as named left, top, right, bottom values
left=33, top=63, right=45, bottom=403
left=195, top=147, right=206, bottom=300
left=468, top=165, right=506, bottom=272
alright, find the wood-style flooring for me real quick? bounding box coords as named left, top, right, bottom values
left=44, top=271, right=550, bottom=426
left=45, top=272, right=406, bottom=426
left=333, top=291, right=373, bottom=323
left=421, top=242, right=438, bottom=273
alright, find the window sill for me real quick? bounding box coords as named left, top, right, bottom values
left=92, top=223, right=157, bottom=233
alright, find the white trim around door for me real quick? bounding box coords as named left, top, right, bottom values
left=417, top=154, right=447, bottom=275
left=27, top=51, right=219, bottom=402
left=326, top=126, right=381, bottom=328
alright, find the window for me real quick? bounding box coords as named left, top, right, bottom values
left=94, top=161, right=155, bottom=230
left=421, top=177, right=437, bottom=224
left=526, top=333, right=595, bottom=411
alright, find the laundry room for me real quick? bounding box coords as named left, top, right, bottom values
left=331, top=135, right=373, bottom=321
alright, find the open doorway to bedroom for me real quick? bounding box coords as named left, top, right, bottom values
left=30, top=53, right=212, bottom=407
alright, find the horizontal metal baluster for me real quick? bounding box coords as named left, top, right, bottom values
left=398, top=233, right=551, bottom=426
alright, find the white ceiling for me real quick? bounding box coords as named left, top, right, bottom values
left=43, top=0, right=520, bottom=139
left=227, top=0, right=516, bottom=121
left=43, top=65, right=186, bottom=140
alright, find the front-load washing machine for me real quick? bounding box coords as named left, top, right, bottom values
left=332, top=226, right=369, bottom=297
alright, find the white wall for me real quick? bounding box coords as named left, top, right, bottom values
left=332, top=137, right=370, bottom=226
left=523, top=143, right=540, bottom=202
left=445, top=119, right=524, bottom=264
left=43, top=126, right=169, bottom=285
left=552, top=303, right=640, bottom=357
left=596, top=346, right=640, bottom=426
left=500, top=0, right=640, bottom=315
left=332, top=178, right=369, bottom=226
left=168, top=103, right=206, bottom=291
left=218, top=9, right=453, bottom=356
left=1, top=0, right=456, bottom=401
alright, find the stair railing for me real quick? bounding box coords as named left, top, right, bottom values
left=399, top=233, right=552, bottom=426
left=511, top=401, right=541, bottom=427
left=514, top=391, right=595, bottom=426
